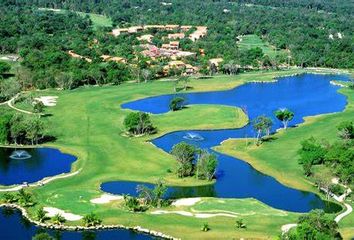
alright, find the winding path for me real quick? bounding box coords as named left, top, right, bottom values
left=335, top=203, right=353, bottom=223
left=7, top=93, right=35, bottom=114
left=282, top=186, right=353, bottom=234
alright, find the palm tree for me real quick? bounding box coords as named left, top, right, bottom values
left=82, top=212, right=102, bottom=227
left=201, top=223, right=210, bottom=232
left=36, top=207, right=47, bottom=223
left=52, top=213, right=66, bottom=225
left=235, top=219, right=246, bottom=229
left=17, top=189, right=35, bottom=207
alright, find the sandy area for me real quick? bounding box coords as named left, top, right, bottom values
left=34, top=96, right=58, bottom=107
left=281, top=223, right=297, bottom=233
left=194, top=213, right=237, bottom=218
left=171, top=198, right=201, bottom=207
left=151, top=210, right=193, bottom=217
left=90, top=194, right=124, bottom=204
left=151, top=210, right=238, bottom=218
left=43, top=207, right=83, bottom=221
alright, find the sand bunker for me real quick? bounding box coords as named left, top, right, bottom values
left=151, top=210, right=194, bottom=217
left=171, top=198, right=201, bottom=207
left=151, top=210, right=238, bottom=218
left=43, top=207, right=83, bottom=221
left=281, top=223, right=297, bottom=233
left=90, top=194, right=124, bottom=204
left=34, top=96, right=58, bottom=107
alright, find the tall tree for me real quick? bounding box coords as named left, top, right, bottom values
left=275, top=108, right=294, bottom=129
left=252, top=115, right=273, bottom=143
left=170, top=142, right=196, bottom=177
left=196, top=150, right=218, bottom=181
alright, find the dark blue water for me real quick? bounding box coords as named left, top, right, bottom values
left=103, top=73, right=350, bottom=212
left=0, top=207, right=154, bottom=240
left=0, top=148, right=76, bottom=185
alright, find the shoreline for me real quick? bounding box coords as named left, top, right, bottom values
left=0, top=170, right=81, bottom=192
left=0, top=203, right=179, bottom=240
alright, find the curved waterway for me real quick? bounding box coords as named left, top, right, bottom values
left=0, top=147, right=76, bottom=186
left=0, top=207, right=154, bottom=240
left=103, top=73, right=350, bottom=213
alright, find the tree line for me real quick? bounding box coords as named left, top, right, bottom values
left=0, top=110, right=47, bottom=145
left=0, top=0, right=352, bottom=102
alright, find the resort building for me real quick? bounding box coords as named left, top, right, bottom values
left=208, top=58, right=223, bottom=68
left=168, top=33, right=185, bottom=39
left=137, top=34, right=154, bottom=43
left=189, top=26, right=208, bottom=42
left=68, top=50, right=92, bottom=63
left=163, top=61, right=199, bottom=75
left=180, top=25, right=193, bottom=32
left=165, top=24, right=179, bottom=30
left=100, top=55, right=126, bottom=63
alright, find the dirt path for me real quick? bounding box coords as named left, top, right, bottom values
left=7, top=94, right=35, bottom=114
left=335, top=203, right=353, bottom=223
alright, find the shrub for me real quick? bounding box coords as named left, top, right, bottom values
left=123, top=195, right=146, bottom=212
left=123, top=112, right=156, bottom=136
left=169, top=97, right=185, bottom=111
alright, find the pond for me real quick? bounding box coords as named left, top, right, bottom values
left=0, top=207, right=154, bottom=240
left=0, top=147, right=76, bottom=186
left=103, top=73, right=350, bottom=213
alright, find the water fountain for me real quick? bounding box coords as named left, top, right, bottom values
left=9, top=150, right=32, bottom=160
left=183, top=132, right=204, bottom=141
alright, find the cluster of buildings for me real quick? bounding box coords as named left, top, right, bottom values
left=67, top=51, right=126, bottom=64
left=140, top=44, right=195, bottom=59
left=163, top=60, right=199, bottom=75
left=67, top=24, right=210, bottom=76
left=111, top=24, right=207, bottom=43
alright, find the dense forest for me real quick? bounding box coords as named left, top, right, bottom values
left=6, top=0, right=352, bottom=67
left=0, top=0, right=353, bottom=94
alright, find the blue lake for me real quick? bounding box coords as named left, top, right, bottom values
left=0, top=147, right=76, bottom=185
left=0, top=207, right=154, bottom=240
left=103, top=73, right=350, bottom=213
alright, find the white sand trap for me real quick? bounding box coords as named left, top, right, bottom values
left=43, top=207, right=83, bottom=221
left=171, top=198, right=201, bottom=207
left=151, top=210, right=193, bottom=217
left=151, top=210, right=238, bottom=218
left=281, top=223, right=297, bottom=233
left=194, top=213, right=237, bottom=218
left=90, top=194, right=124, bottom=204
left=34, top=96, right=58, bottom=107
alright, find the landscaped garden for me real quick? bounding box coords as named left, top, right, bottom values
left=0, top=69, right=353, bottom=239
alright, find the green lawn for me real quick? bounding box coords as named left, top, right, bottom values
left=76, top=12, right=113, bottom=29
left=38, top=8, right=112, bottom=29
left=1, top=69, right=352, bottom=239
left=152, top=104, right=248, bottom=135
left=237, top=34, right=288, bottom=58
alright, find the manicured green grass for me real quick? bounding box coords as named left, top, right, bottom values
left=160, top=198, right=300, bottom=238
left=152, top=104, right=248, bottom=135
left=2, top=69, right=351, bottom=239
left=76, top=12, right=113, bottom=29
left=38, top=8, right=112, bottom=29
left=215, top=87, right=354, bottom=238
left=237, top=34, right=288, bottom=58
